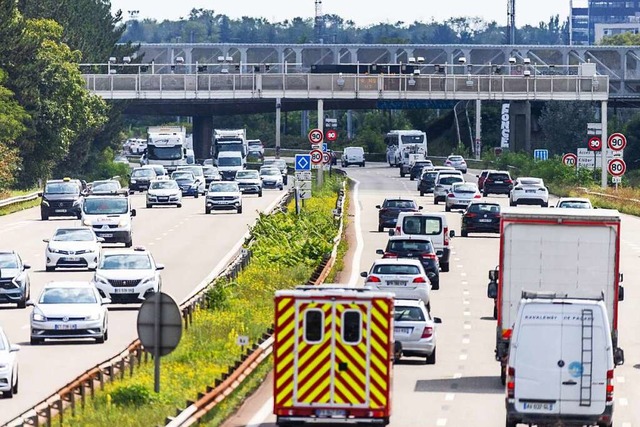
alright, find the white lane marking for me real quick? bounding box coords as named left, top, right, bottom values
left=155, top=237, right=162, bottom=241
left=461, top=281, right=468, bottom=286
left=459, top=354, right=468, bottom=360
left=463, top=300, right=470, bottom=305
left=445, top=393, right=455, bottom=401
left=348, top=177, right=363, bottom=287
left=21, top=324, right=28, bottom=330
left=622, top=423, right=631, bottom=427
left=463, top=324, right=471, bottom=330
left=460, top=272, right=467, bottom=277
left=436, top=419, right=447, bottom=426
left=462, top=338, right=470, bottom=344
left=454, top=257, right=461, bottom=261
left=617, top=376, right=625, bottom=383
left=453, top=373, right=462, bottom=379
left=463, top=312, right=471, bottom=316
left=246, top=396, right=274, bottom=427
left=619, top=398, right=628, bottom=406
left=462, top=290, right=469, bottom=296
left=148, top=242, right=155, bottom=246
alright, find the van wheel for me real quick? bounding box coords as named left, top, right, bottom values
left=378, top=224, right=384, bottom=232
left=420, top=191, right=424, bottom=196
left=461, top=230, right=468, bottom=237
left=440, top=262, right=449, bottom=273
left=493, top=304, right=498, bottom=320
left=434, top=198, right=439, bottom=205
left=505, top=417, right=517, bottom=427
left=46, top=266, right=55, bottom=272
left=146, top=203, right=152, bottom=209
left=426, top=348, right=436, bottom=365
left=445, top=205, right=451, bottom=212
left=500, top=365, right=507, bottom=386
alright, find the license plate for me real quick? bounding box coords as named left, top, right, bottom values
left=214, top=201, right=230, bottom=204
left=54, top=209, right=67, bottom=213
left=99, top=233, right=113, bottom=238
left=495, top=180, right=503, bottom=184
left=525, top=190, right=536, bottom=193
left=479, top=219, right=492, bottom=223
left=54, top=324, right=77, bottom=330
left=114, top=288, right=136, bottom=294
left=387, top=280, right=407, bottom=286
left=65, top=257, right=81, bottom=262
left=395, top=327, right=413, bottom=334
left=316, top=409, right=346, bottom=417
left=522, top=402, right=554, bottom=411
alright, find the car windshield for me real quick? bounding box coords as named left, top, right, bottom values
left=150, top=181, right=178, bottom=190
left=384, top=200, right=416, bottom=209
left=39, top=287, right=97, bottom=304
left=53, top=229, right=95, bottom=241
left=422, top=172, right=438, bottom=180
left=260, top=169, right=279, bottom=176
left=489, top=173, right=510, bottom=180
left=394, top=306, right=425, bottom=322
left=45, top=182, right=79, bottom=195
left=248, top=141, right=262, bottom=147
left=218, top=157, right=242, bottom=167
left=172, top=172, right=194, bottom=180
left=453, top=184, right=477, bottom=193
left=439, top=176, right=464, bottom=185
left=559, top=201, right=591, bottom=208
left=372, top=264, right=421, bottom=275
left=92, top=182, right=119, bottom=192
left=132, top=169, right=155, bottom=178
left=236, top=171, right=258, bottom=179
left=177, top=167, right=203, bottom=177
left=151, top=166, right=165, bottom=176
left=449, top=156, right=464, bottom=161
left=202, top=166, right=217, bottom=174
left=468, top=204, right=500, bottom=213
left=387, top=240, right=433, bottom=253
left=83, top=198, right=128, bottom=215
left=209, top=183, right=238, bottom=192
left=0, top=254, right=18, bottom=269
left=520, top=178, right=543, bottom=186
left=100, top=254, right=152, bottom=270
left=414, top=162, right=431, bottom=168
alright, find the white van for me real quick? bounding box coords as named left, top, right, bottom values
left=81, top=195, right=136, bottom=247
left=341, top=146, right=365, bottom=167
left=216, top=151, right=245, bottom=181
left=394, top=212, right=454, bottom=272
left=506, top=295, right=620, bottom=427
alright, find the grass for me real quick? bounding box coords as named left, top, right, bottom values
left=571, top=186, right=640, bottom=216
left=0, top=198, right=40, bottom=216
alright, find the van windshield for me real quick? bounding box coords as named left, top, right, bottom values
left=218, top=157, right=242, bottom=167
left=45, top=182, right=79, bottom=195
left=402, top=216, right=442, bottom=236
left=83, top=198, right=129, bottom=215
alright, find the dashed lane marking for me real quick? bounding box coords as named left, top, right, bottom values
left=619, top=398, right=628, bottom=406
left=445, top=393, right=455, bottom=401
left=436, top=419, right=447, bottom=426
left=459, top=354, right=468, bottom=361
left=462, top=338, right=470, bottom=344
left=453, top=373, right=462, bottom=379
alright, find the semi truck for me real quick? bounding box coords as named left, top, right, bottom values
left=212, top=129, right=247, bottom=161
left=273, top=286, right=394, bottom=426
left=143, top=126, right=188, bottom=172
left=486, top=208, right=625, bottom=384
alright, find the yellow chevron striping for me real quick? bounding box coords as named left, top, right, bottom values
left=301, top=375, right=332, bottom=403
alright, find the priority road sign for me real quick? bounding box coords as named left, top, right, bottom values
left=295, top=154, right=311, bottom=171
left=562, top=153, right=577, bottom=167
left=308, top=128, right=324, bottom=145
left=608, top=158, right=626, bottom=177
left=310, top=149, right=323, bottom=164
left=587, top=136, right=602, bottom=151
left=325, top=129, right=338, bottom=142
left=608, top=133, right=627, bottom=151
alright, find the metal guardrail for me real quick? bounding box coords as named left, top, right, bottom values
left=0, top=192, right=39, bottom=209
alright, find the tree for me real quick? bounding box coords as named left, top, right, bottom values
left=538, top=102, right=594, bottom=155
left=599, top=32, right=640, bottom=45
left=0, top=69, right=28, bottom=189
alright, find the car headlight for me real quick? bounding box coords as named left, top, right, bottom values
left=93, top=275, right=109, bottom=285
left=41, top=199, right=50, bottom=207
left=130, top=179, right=137, bottom=183
left=139, top=275, right=156, bottom=286
left=85, top=312, right=101, bottom=321
left=73, top=199, right=82, bottom=207
left=82, top=218, right=92, bottom=226
left=33, top=312, right=46, bottom=322
left=118, top=218, right=130, bottom=227
left=48, top=247, right=64, bottom=254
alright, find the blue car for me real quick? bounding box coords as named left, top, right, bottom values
left=171, top=171, right=199, bottom=198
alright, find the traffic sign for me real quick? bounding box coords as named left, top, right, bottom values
left=299, top=180, right=312, bottom=191
left=322, top=143, right=328, bottom=152
left=236, top=335, right=249, bottom=346
left=608, top=133, right=627, bottom=151
left=325, top=129, right=338, bottom=142
left=322, top=152, right=332, bottom=165
left=608, top=158, right=626, bottom=177
left=295, top=171, right=311, bottom=181
left=299, top=189, right=311, bottom=199
left=308, top=128, right=324, bottom=145
left=295, top=154, right=311, bottom=171
left=310, top=149, right=323, bottom=164
left=612, top=176, right=622, bottom=184
left=562, top=153, right=577, bottom=167
left=587, top=136, right=602, bottom=151
left=533, top=149, right=548, bottom=161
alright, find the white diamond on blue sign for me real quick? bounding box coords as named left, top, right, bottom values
left=322, top=143, right=328, bottom=152
left=533, top=149, right=549, bottom=161
left=295, top=154, right=311, bottom=171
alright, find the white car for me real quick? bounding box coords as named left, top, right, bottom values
left=259, top=168, right=284, bottom=190
left=444, top=155, right=467, bottom=173
left=555, top=197, right=593, bottom=209
left=0, top=327, right=19, bottom=398
left=361, top=259, right=431, bottom=308
left=146, top=179, right=182, bottom=208
left=205, top=181, right=243, bottom=214
left=93, top=247, right=164, bottom=304
left=433, top=173, right=464, bottom=204
left=393, top=299, right=441, bottom=364
left=510, top=177, right=549, bottom=207
left=29, top=282, right=110, bottom=344
left=247, top=139, right=265, bottom=157
left=44, top=228, right=102, bottom=272
left=235, top=170, right=263, bottom=197
left=444, top=182, right=482, bottom=212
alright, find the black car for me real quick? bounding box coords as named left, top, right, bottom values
left=129, top=167, right=156, bottom=192
left=39, top=178, right=85, bottom=220
left=418, top=170, right=439, bottom=196
left=409, top=160, right=434, bottom=181
left=376, top=198, right=421, bottom=232
left=376, top=236, right=440, bottom=289
left=461, top=202, right=501, bottom=237
left=482, top=170, right=514, bottom=196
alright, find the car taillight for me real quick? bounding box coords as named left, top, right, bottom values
left=366, top=275, right=381, bottom=283
left=505, top=179, right=513, bottom=184
left=465, top=213, right=477, bottom=218
left=395, top=226, right=401, bottom=234
left=421, top=326, right=434, bottom=338
left=502, top=329, right=512, bottom=339
left=474, top=194, right=482, bottom=198
left=514, top=186, right=522, bottom=190
left=382, top=253, right=397, bottom=259
left=421, top=253, right=437, bottom=260
left=412, top=277, right=427, bottom=283
left=444, top=226, right=449, bottom=246
left=507, top=367, right=515, bottom=399
left=606, top=369, right=614, bottom=402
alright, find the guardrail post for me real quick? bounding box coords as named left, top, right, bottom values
left=120, top=358, right=126, bottom=380
left=57, top=399, right=64, bottom=425
left=80, top=380, right=86, bottom=409
left=70, top=390, right=76, bottom=417
left=129, top=353, right=135, bottom=377
left=45, top=405, right=52, bottom=427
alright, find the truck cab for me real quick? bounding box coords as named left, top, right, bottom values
left=81, top=195, right=136, bottom=247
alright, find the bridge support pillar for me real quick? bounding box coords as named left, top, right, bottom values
left=509, top=101, right=531, bottom=153
left=600, top=100, right=608, bottom=189
left=193, top=116, right=213, bottom=160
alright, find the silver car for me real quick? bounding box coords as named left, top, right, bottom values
left=146, top=179, right=182, bottom=208
left=29, top=282, right=110, bottom=344
left=0, top=251, right=31, bottom=308
left=433, top=174, right=464, bottom=204
left=393, top=299, right=441, bottom=364
left=444, top=155, right=467, bottom=173
left=44, top=228, right=102, bottom=272
left=444, top=182, right=481, bottom=212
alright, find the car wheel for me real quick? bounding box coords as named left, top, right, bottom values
left=493, top=304, right=498, bottom=320
left=461, top=229, right=468, bottom=237
left=95, top=334, right=105, bottom=344
left=194, top=193, right=199, bottom=198
left=283, top=176, right=288, bottom=185
left=431, top=280, right=439, bottom=291
left=483, top=191, right=488, bottom=197
left=12, top=373, right=18, bottom=395
left=237, top=206, right=243, bottom=214
left=146, top=203, right=152, bottom=209
left=542, top=201, right=548, bottom=207
left=434, top=198, right=439, bottom=205
left=441, top=262, right=450, bottom=273
left=258, top=191, right=263, bottom=197
left=410, top=176, right=415, bottom=181
left=420, top=191, right=424, bottom=196
left=362, top=162, right=365, bottom=167
left=104, top=329, right=109, bottom=342
left=125, top=238, right=133, bottom=248
left=400, top=171, right=405, bottom=178
left=378, top=224, right=384, bottom=232
left=30, top=337, right=42, bottom=345
left=3, top=378, right=14, bottom=398
left=205, top=207, right=211, bottom=214
left=445, top=205, right=451, bottom=212
left=426, top=347, right=436, bottom=365
left=41, top=213, right=49, bottom=221
left=17, top=297, right=26, bottom=309
left=505, top=416, right=518, bottom=427
left=500, top=365, right=507, bottom=386
left=76, top=212, right=82, bottom=220
left=45, top=266, right=55, bottom=272
left=177, top=203, right=182, bottom=208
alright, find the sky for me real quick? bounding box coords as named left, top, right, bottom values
left=110, top=0, right=572, bottom=28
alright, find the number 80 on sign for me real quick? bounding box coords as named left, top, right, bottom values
left=608, top=158, right=626, bottom=177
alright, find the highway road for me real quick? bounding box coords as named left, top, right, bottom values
left=224, top=163, right=639, bottom=427
left=0, top=187, right=287, bottom=424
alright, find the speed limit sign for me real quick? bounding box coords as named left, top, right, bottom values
left=607, top=133, right=627, bottom=151
left=562, top=153, right=577, bottom=167
left=607, top=158, right=626, bottom=177
left=310, top=149, right=323, bottom=164
left=308, top=128, right=324, bottom=145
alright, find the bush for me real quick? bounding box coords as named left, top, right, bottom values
left=109, top=384, right=159, bottom=407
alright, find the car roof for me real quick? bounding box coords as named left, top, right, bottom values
left=388, top=235, right=434, bottom=242
left=469, top=201, right=500, bottom=206
left=54, top=227, right=93, bottom=232
left=43, top=281, right=95, bottom=289
left=0, top=250, right=17, bottom=256
left=384, top=198, right=415, bottom=202
left=371, top=258, right=424, bottom=266
left=557, top=197, right=591, bottom=202
left=101, top=249, right=151, bottom=256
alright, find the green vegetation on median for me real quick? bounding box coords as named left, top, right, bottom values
left=0, top=198, right=40, bottom=216
left=55, top=175, right=344, bottom=427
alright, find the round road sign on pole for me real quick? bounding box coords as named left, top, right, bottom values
left=310, top=149, right=324, bottom=164
left=325, top=129, right=338, bottom=142
left=607, top=133, right=627, bottom=151
left=322, top=152, right=332, bottom=165
left=608, top=158, right=626, bottom=176
left=308, top=128, right=324, bottom=145
left=562, top=153, right=577, bottom=167
left=587, top=136, right=602, bottom=151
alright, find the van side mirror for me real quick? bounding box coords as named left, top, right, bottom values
left=487, top=281, right=498, bottom=299
left=433, top=317, right=442, bottom=324
left=618, top=286, right=624, bottom=302
left=375, top=249, right=384, bottom=255
left=614, top=347, right=625, bottom=366
left=388, top=229, right=395, bottom=236
left=488, top=269, right=498, bottom=281
left=38, top=191, right=43, bottom=197
left=418, top=206, right=423, bottom=210
left=449, top=230, right=455, bottom=238
left=131, top=209, right=137, bottom=217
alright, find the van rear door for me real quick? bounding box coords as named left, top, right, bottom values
left=559, top=304, right=609, bottom=415
left=512, top=303, right=562, bottom=415
left=400, top=214, right=445, bottom=252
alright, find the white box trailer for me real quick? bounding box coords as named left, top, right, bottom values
left=487, top=208, right=625, bottom=384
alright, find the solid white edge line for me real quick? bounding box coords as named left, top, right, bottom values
left=246, top=397, right=274, bottom=427
left=347, top=176, right=363, bottom=287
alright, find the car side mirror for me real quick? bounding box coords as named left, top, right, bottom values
left=449, top=230, right=455, bottom=238
left=38, top=191, right=43, bottom=197
left=131, top=209, right=137, bottom=217
left=618, top=285, right=624, bottom=302
left=488, top=269, right=498, bottom=281
left=42, top=239, right=49, bottom=243
left=487, top=280, right=498, bottom=299
left=375, top=205, right=381, bottom=209
left=388, top=229, right=395, bottom=236
left=26, top=300, right=34, bottom=307
left=97, top=237, right=105, bottom=243
left=156, top=264, right=165, bottom=271
left=418, top=206, right=423, bottom=210
left=9, top=344, right=20, bottom=352
left=433, top=317, right=442, bottom=324
left=102, top=298, right=112, bottom=305
left=360, top=271, right=368, bottom=278
left=375, top=249, right=384, bottom=255
left=23, top=264, right=31, bottom=270
left=475, top=175, right=479, bottom=178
